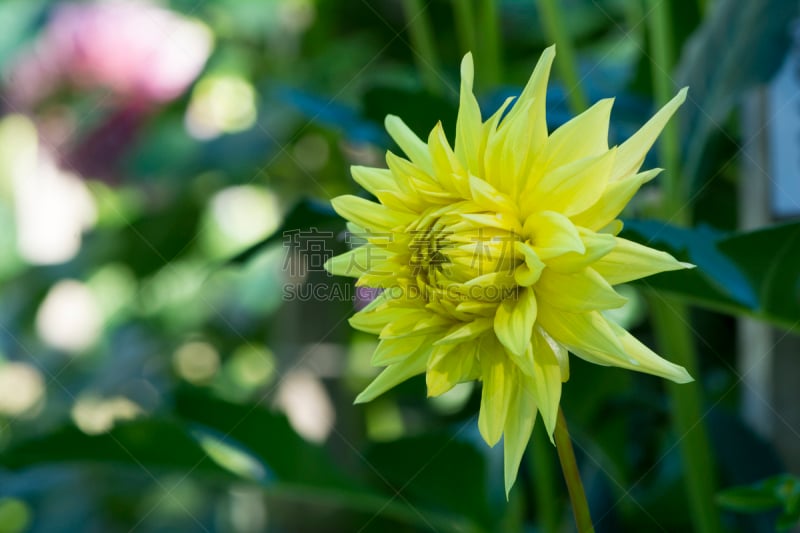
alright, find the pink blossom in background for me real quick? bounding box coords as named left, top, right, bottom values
left=354, top=287, right=382, bottom=311
left=8, top=0, right=213, bottom=107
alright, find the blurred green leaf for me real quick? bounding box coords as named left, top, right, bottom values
left=622, top=220, right=800, bottom=330
left=364, top=431, right=492, bottom=531
left=175, top=388, right=487, bottom=532
left=0, top=0, right=46, bottom=67
left=174, top=386, right=352, bottom=489
left=676, top=0, right=799, bottom=187
left=717, top=486, right=781, bottom=513
left=225, top=198, right=340, bottom=266
left=0, top=419, right=234, bottom=478
left=363, top=86, right=459, bottom=141
left=718, top=474, right=800, bottom=531
left=0, top=498, right=31, bottom=533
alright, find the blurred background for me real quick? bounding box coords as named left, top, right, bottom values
left=0, top=0, right=798, bottom=532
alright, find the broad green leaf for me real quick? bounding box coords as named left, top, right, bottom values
left=175, top=389, right=489, bottom=532
left=364, top=432, right=493, bottom=530
left=0, top=419, right=235, bottom=478
left=717, top=474, right=800, bottom=530
left=716, top=487, right=781, bottom=513
left=622, top=220, right=800, bottom=330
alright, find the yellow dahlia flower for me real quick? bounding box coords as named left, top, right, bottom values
left=325, top=46, right=693, bottom=495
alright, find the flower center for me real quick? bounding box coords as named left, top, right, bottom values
left=406, top=206, right=521, bottom=307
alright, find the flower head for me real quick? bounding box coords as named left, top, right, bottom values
left=325, top=47, right=692, bottom=495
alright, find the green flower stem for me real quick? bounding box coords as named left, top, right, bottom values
left=554, top=407, right=595, bottom=533
left=451, top=0, right=478, bottom=59
left=401, top=0, right=442, bottom=94
left=646, top=0, right=684, bottom=223
left=537, top=0, right=588, bottom=113
left=649, top=297, right=721, bottom=533
left=646, top=2, right=721, bottom=533
left=477, top=0, right=502, bottom=87
left=529, top=424, right=559, bottom=533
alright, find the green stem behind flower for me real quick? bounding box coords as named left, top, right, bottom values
left=451, top=0, right=478, bottom=60
left=537, top=0, right=589, bottom=113
left=649, top=296, right=721, bottom=533
left=554, top=408, right=595, bottom=533
left=646, top=0, right=685, bottom=223
left=646, top=2, right=722, bottom=533
left=530, top=424, right=559, bottom=533
left=477, top=0, right=502, bottom=87
left=401, top=0, right=442, bottom=94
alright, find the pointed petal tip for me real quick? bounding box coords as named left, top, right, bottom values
left=460, top=53, right=475, bottom=90
left=671, top=368, right=695, bottom=384
left=680, top=261, right=696, bottom=270
left=503, top=478, right=514, bottom=501
left=461, top=51, right=474, bottom=70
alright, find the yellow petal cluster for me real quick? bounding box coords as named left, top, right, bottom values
left=325, top=46, right=693, bottom=495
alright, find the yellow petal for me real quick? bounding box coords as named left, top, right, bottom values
left=611, top=87, right=687, bottom=181
left=354, top=348, right=429, bottom=404
left=372, top=334, right=428, bottom=366
left=325, top=246, right=388, bottom=278
left=593, top=237, right=693, bottom=285
left=478, top=336, right=513, bottom=446
left=469, top=175, right=518, bottom=214
left=531, top=328, right=563, bottom=440
left=434, top=317, right=493, bottom=345
left=545, top=229, right=616, bottom=273
left=380, top=313, right=450, bottom=339
left=351, top=165, right=420, bottom=212
left=536, top=267, right=628, bottom=312
left=515, top=45, right=556, bottom=122
left=536, top=98, right=614, bottom=174
left=330, top=195, right=414, bottom=232
left=606, top=320, right=693, bottom=383
left=426, top=342, right=479, bottom=397
left=570, top=168, right=661, bottom=231
left=455, top=53, right=483, bottom=175
left=480, top=96, right=516, bottom=187
left=511, top=44, right=554, bottom=142
left=514, top=241, right=545, bottom=286
left=385, top=114, right=433, bottom=172
left=386, top=151, right=453, bottom=206
left=502, top=371, right=537, bottom=497
left=492, top=45, right=555, bottom=199
left=495, top=98, right=538, bottom=196
left=349, top=305, right=423, bottom=335
left=525, top=148, right=617, bottom=217
left=537, top=306, right=625, bottom=363
left=428, top=122, right=470, bottom=197
left=494, top=286, right=537, bottom=357
left=524, top=211, right=585, bottom=260
left=538, top=326, right=570, bottom=381
left=351, top=165, right=395, bottom=193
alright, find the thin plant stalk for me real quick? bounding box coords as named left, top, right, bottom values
left=537, top=0, right=589, bottom=112
left=529, top=424, right=560, bottom=533
left=649, top=296, right=721, bottom=533
left=646, top=1, right=722, bottom=532
left=401, top=0, right=442, bottom=94
left=477, top=0, right=502, bottom=86
left=554, top=408, right=595, bottom=533
left=451, top=0, right=478, bottom=58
